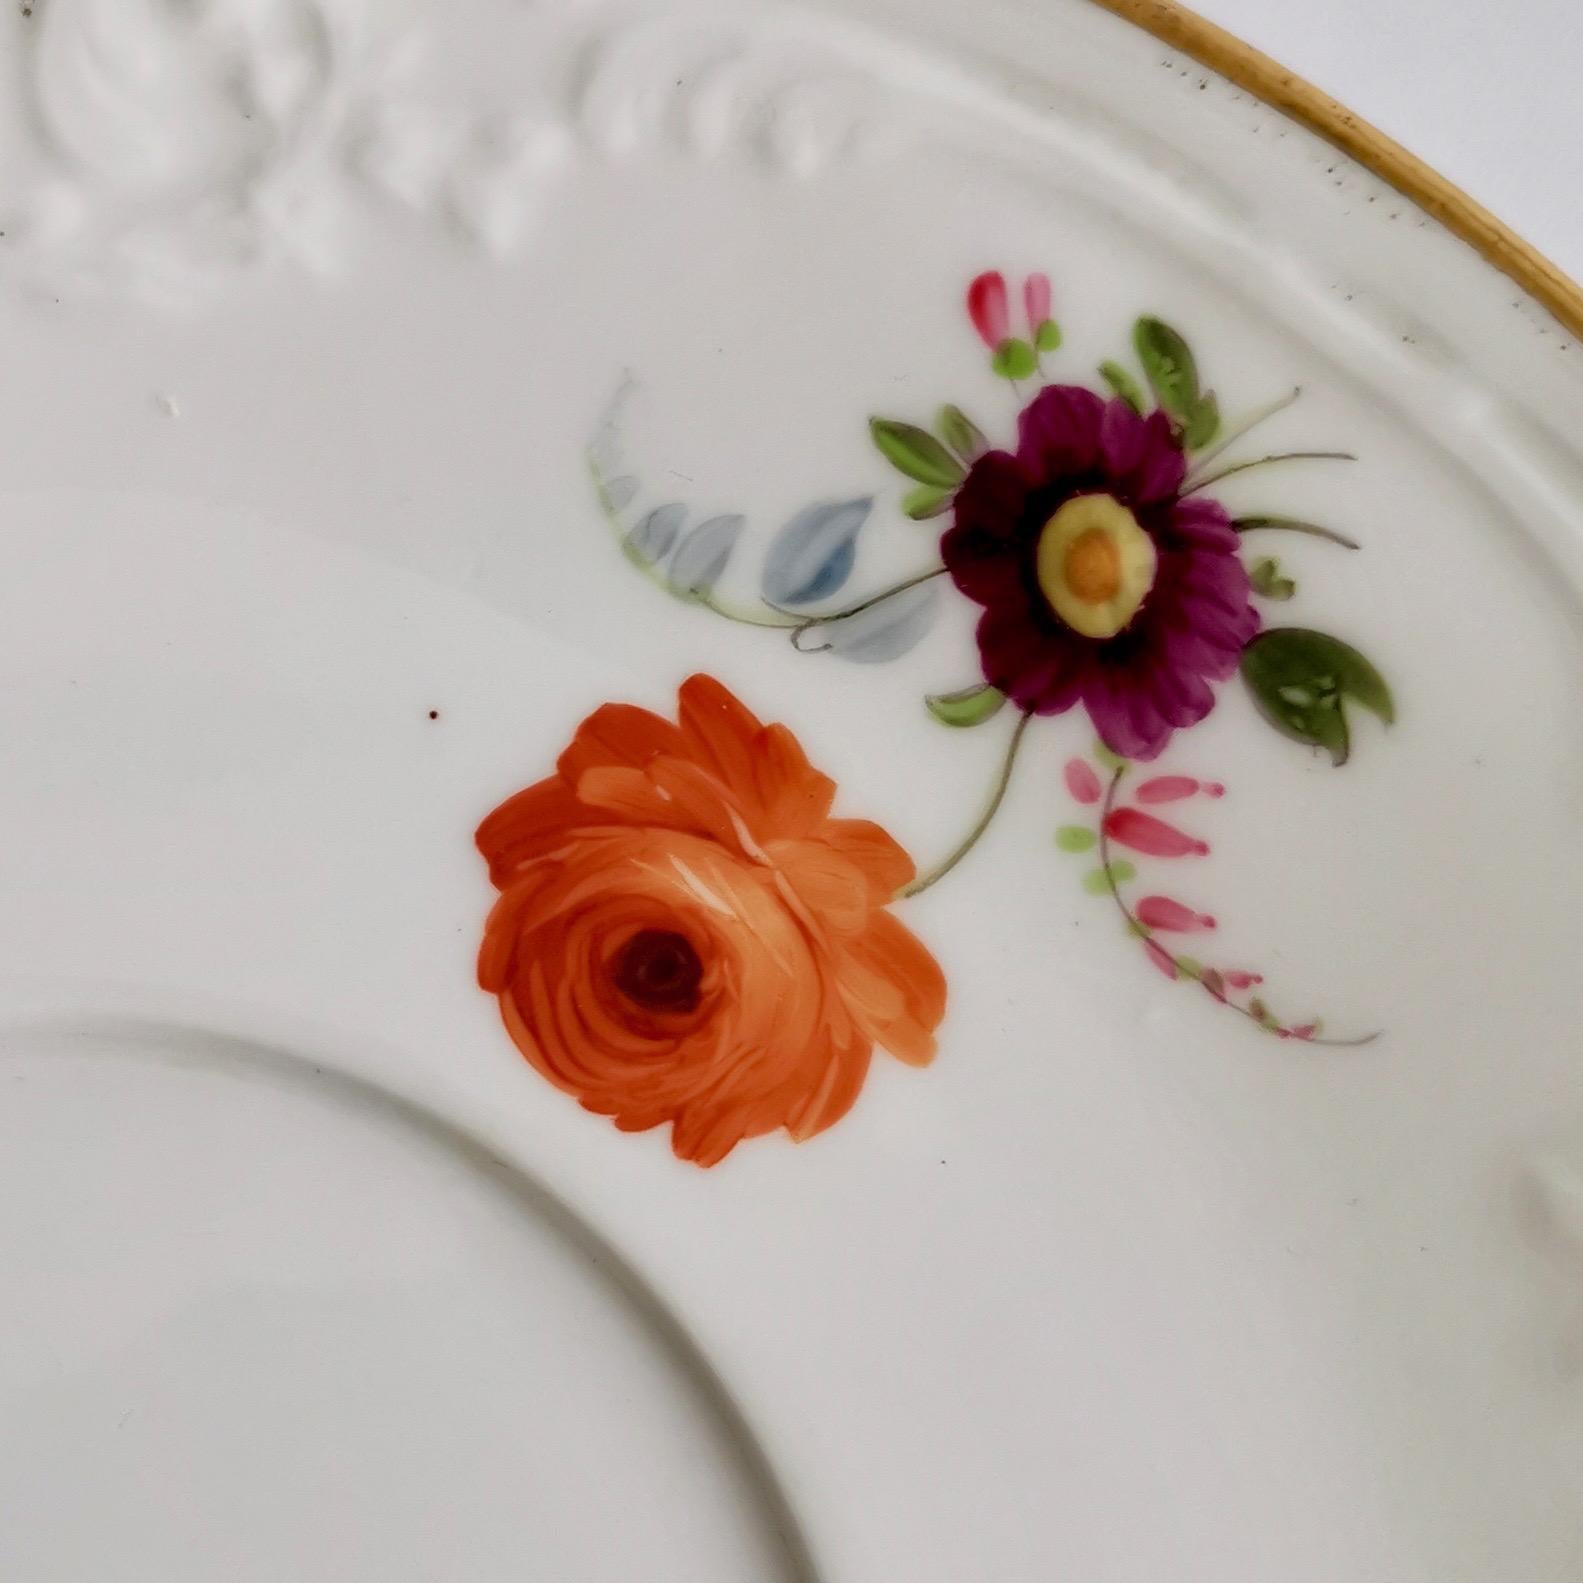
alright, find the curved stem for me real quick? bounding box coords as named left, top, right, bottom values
left=699, top=596, right=800, bottom=630
left=1182, top=387, right=1301, bottom=479
left=1096, top=768, right=1377, bottom=1048
left=1232, top=515, right=1361, bottom=551
left=899, top=711, right=1033, bottom=899
left=767, top=566, right=948, bottom=627
left=1183, top=449, right=1356, bottom=495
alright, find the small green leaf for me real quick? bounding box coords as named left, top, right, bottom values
left=1249, top=556, right=1297, bottom=601
left=991, top=338, right=1038, bottom=380
left=1174, top=955, right=1204, bottom=980
left=1083, top=860, right=1136, bottom=895
left=927, top=683, right=1007, bottom=728
left=1034, top=318, right=1062, bottom=353
left=869, top=419, right=966, bottom=487
left=902, top=483, right=954, bottom=520
left=1092, top=740, right=1127, bottom=773
left=1125, top=917, right=1152, bottom=939
left=1098, top=360, right=1146, bottom=414
left=1132, top=316, right=1202, bottom=421
left=1055, top=825, right=1097, bottom=853
left=1240, top=627, right=1394, bottom=765
left=1182, top=391, right=1221, bottom=449
left=937, top=405, right=987, bottom=463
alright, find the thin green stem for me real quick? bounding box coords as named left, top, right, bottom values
left=1182, top=387, right=1301, bottom=478
left=700, top=596, right=800, bottom=630
left=1232, top=515, right=1361, bottom=551
left=779, top=567, right=949, bottom=651
left=898, top=711, right=1033, bottom=899
left=1182, top=450, right=1356, bottom=495
left=1096, top=768, right=1377, bottom=1047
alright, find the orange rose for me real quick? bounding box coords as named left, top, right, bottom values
left=475, top=674, right=946, bottom=1165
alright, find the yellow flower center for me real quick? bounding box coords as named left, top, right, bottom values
left=1035, top=493, right=1157, bottom=639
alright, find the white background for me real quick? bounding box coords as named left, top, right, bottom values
left=1196, top=0, right=1583, bottom=282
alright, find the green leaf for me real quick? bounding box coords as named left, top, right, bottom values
left=1055, top=825, right=1097, bottom=853
left=937, top=405, right=987, bottom=463
left=1082, top=860, right=1136, bottom=895
left=902, top=483, right=954, bottom=520
left=1098, top=360, right=1146, bottom=414
left=926, top=683, right=1007, bottom=728
left=1182, top=391, right=1221, bottom=449
left=1132, top=316, right=1202, bottom=421
left=1092, top=740, right=1127, bottom=773
left=1174, top=955, right=1204, bottom=979
left=1249, top=556, right=1296, bottom=601
left=1034, top=318, right=1062, bottom=352
left=1240, top=627, right=1395, bottom=766
left=869, top=419, right=966, bottom=487
left=991, top=338, right=1038, bottom=380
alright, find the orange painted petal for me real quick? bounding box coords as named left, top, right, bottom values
left=772, top=842, right=871, bottom=935
left=573, top=765, right=683, bottom=827
left=818, top=818, right=916, bottom=898
left=677, top=674, right=764, bottom=802
left=558, top=701, right=684, bottom=784
left=475, top=776, right=584, bottom=885
left=784, top=1037, right=873, bottom=1143
left=477, top=874, right=560, bottom=990
left=753, top=723, right=836, bottom=837
left=837, top=911, right=946, bottom=1067
left=646, top=757, right=759, bottom=855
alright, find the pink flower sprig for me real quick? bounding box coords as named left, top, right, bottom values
left=968, top=270, right=1061, bottom=383
left=1056, top=749, right=1373, bottom=1045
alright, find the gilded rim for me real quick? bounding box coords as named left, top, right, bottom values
left=1087, top=0, right=1583, bottom=340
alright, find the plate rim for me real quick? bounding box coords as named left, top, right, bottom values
left=1088, top=0, right=1583, bottom=338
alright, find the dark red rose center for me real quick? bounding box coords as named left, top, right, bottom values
left=612, top=929, right=704, bottom=1013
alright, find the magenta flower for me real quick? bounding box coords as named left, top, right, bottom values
left=1024, top=273, right=1052, bottom=333
left=1104, top=806, right=1209, bottom=857
left=966, top=272, right=1010, bottom=349
left=1064, top=757, right=1102, bottom=805
left=1136, top=775, right=1224, bottom=803
left=1136, top=896, right=1216, bottom=932
left=940, top=385, right=1260, bottom=759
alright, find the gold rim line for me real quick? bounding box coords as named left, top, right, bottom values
left=1086, top=0, right=1583, bottom=340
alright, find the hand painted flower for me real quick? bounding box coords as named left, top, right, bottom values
left=940, top=385, right=1259, bottom=760
left=475, top=675, right=946, bottom=1166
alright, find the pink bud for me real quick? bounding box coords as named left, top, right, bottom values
left=1225, top=971, right=1263, bottom=990
left=1136, top=896, right=1216, bottom=933
left=1023, top=272, right=1052, bottom=333
left=1102, top=807, right=1209, bottom=858
left=1290, top=1024, right=1317, bottom=1041
left=1136, top=775, right=1222, bottom=804
left=1064, top=757, right=1102, bottom=805
left=1144, top=940, right=1179, bottom=979
left=967, top=271, right=1010, bottom=349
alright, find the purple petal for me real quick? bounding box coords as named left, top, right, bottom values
left=1015, top=385, right=1105, bottom=477
left=1099, top=398, right=1148, bottom=480
left=1167, top=495, right=1239, bottom=550
left=1129, top=411, right=1188, bottom=502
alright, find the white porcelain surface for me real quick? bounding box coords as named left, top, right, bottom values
left=2, top=1, right=1582, bottom=1578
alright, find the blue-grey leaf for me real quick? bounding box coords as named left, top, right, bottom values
left=761, top=498, right=872, bottom=607
left=603, top=474, right=639, bottom=511
left=667, top=514, right=746, bottom=598
left=625, top=502, right=686, bottom=564
left=819, top=580, right=941, bottom=664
